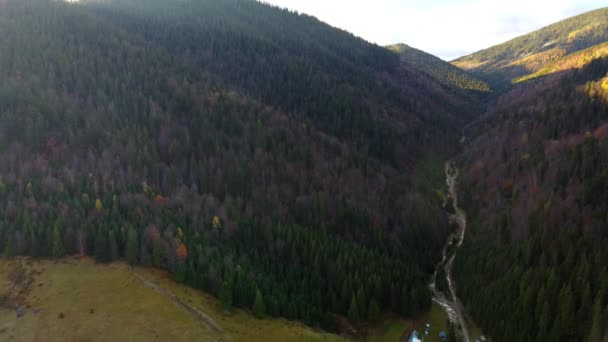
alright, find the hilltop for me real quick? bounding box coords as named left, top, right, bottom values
left=453, top=7, right=608, bottom=85
left=388, top=44, right=490, bottom=93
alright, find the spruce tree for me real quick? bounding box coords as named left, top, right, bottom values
left=52, top=223, right=65, bottom=258
left=253, top=288, right=266, bottom=318
left=589, top=298, right=604, bottom=342
left=367, top=298, right=381, bottom=322
left=108, top=230, right=119, bottom=261
left=152, top=239, right=163, bottom=268
left=126, top=227, right=138, bottom=265
left=219, top=280, right=233, bottom=312
left=4, top=233, right=13, bottom=258
left=94, top=230, right=110, bottom=263
left=347, top=296, right=359, bottom=325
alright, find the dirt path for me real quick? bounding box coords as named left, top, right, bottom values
left=133, top=272, right=224, bottom=335
left=428, top=162, right=470, bottom=342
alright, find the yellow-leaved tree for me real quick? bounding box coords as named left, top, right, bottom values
left=213, top=216, right=221, bottom=229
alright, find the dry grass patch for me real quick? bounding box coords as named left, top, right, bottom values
left=0, top=258, right=347, bottom=342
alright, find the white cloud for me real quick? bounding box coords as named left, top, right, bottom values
left=261, top=0, right=606, bottom=60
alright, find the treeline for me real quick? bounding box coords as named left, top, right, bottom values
left=0, top=0, right=460, bottom=330
left=454, top=56, right=608, bottom=340
left=388, top=44, right=491, bottom=93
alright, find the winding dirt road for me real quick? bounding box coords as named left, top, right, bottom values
left=428, top=162, right=470, bottom=342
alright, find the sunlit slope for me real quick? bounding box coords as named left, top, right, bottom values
left=454, top=7, right=608, bottom=85
left=515, top=42, right=608, bottom=82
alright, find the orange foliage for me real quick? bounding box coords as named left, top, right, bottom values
left=594, top=123, right=608, bottom=140
left=177, top=242, right=188, bottom=261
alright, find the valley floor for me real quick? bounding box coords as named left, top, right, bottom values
left=0, top=257, right=345, bottom=342
left=0, top=257, right=451, bottom=342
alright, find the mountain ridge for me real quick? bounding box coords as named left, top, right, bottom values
left=388, top=43, right=491, bottom=94
left=454, top=7, right=608, bottom=85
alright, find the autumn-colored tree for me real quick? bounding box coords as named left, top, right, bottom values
left=95, top=199, right=103, bottom=213
left=212, top=216, right=221, bottom=230
left=176, top=242, right=188, bottom=261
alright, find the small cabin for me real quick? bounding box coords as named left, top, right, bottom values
left=439, top=331, right=447, bottom=340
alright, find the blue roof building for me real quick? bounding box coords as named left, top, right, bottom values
left=439, top=331, right=448, bottom=340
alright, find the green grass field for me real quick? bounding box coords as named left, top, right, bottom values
left=0, top=257, right=450, bottom=342
left=0, top=258, right=347, bottom=342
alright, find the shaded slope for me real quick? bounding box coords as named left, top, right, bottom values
left=89, top=0, right=478, bottom=167
left=0, top=0, right=478, bottom=332
left=453, top=49, right=608, bottom=341
left=388, top=44, right=490, bottom=93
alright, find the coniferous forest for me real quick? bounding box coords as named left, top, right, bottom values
left=2, top=0, right=608, bottom=340
left=455, top=57, right=608, bottom=341
left=0, top=0, right=477, bottom=331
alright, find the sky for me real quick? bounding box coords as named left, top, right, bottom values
left=261, top=0, right=607, bottom=60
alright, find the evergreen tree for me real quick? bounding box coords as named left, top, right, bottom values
left=4, top=233, right=13, bottom=258
left=253, top=288, right=266, bottom=318
left=94, top=230, right=110, bottom=263
left=152, top=239, right=163, bottom=268
left=108, top=230, right=119, bottom=261
left=52, top=223, right=65, bottom=258
left=175, top=261, right=186, bottom=283
left=367, top=298, right=381, bottom=322
left=219, top=280, right=233, bottom=312
left=347, top=296, right=359, bottom=325
left=589, top=299, right=605, bottom=342
left=126, top=227, right=138, bottom=266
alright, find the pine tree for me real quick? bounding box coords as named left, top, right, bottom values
left=108, top=230, right=119, bottom=261
left=367, top=298, right=381, bottom=322
left=52, top=222, right=65, bottom=258
left=253, top=288, right=266, bottom=318
left=94, top=230, right=110, bottom=262
left=175, top=261, right=186, bottom=283
left=589, top=298, right=604, bottom=342
left=219, top=280, right=233, bottom=312
left=152, top=239, right=163, bottom=268
left=347, top=296, right=359, bottom=325
left=126, top=227, right=138, bottom=265
left=4, top=232, right=13, bottom=258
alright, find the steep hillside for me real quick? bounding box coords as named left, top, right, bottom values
left=89, top=0, right=476, bottom=164
left=515, top=41, right=608, bottom=82
left=453, top=52, right=608, bottom=340
left=0, top=0, right=476, bottom=333
left=388, top=44, right=490, bottom=93
left=454, top=7, right=608, bottom=85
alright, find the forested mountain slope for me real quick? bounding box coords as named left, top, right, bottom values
left=454, top=52, right=608, bottom=340
left=388, top=43, right=490, bottom=93
left=454, top=7, right=608, bottom=85
left=0, top=0, right=477, bottom=332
